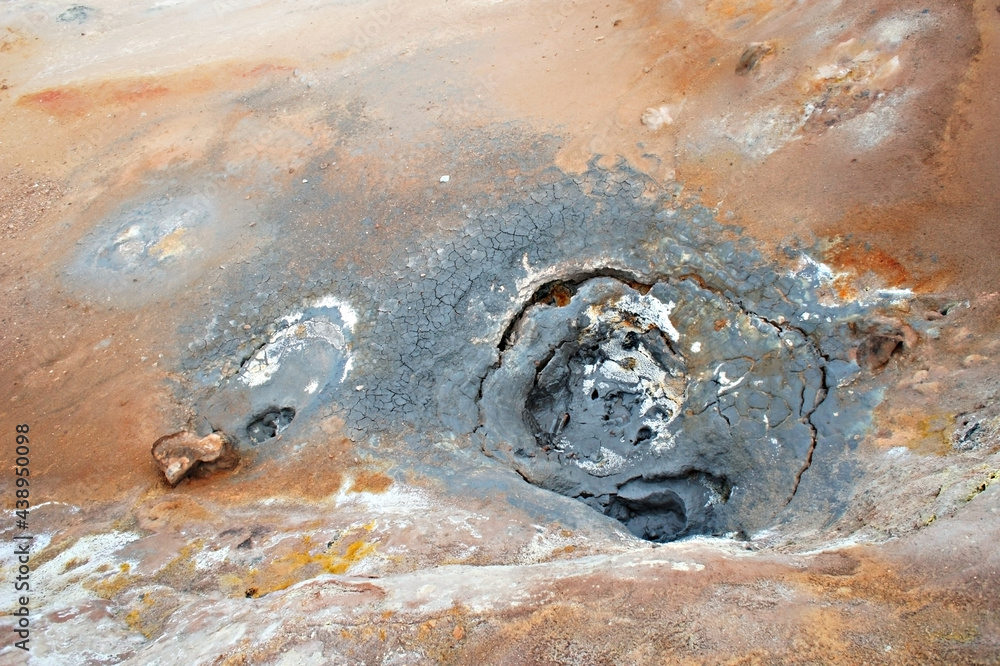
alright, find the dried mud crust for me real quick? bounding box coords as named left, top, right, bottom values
left=176, top=163, right=908, bottom=539
left=343, top=164, right=865, bottom=436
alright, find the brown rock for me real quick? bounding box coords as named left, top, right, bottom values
left=151, top=431, right=239, bottom=485
left=963, top=354, right=988, bottom=367
left=856, top=334, right=902, bottom=371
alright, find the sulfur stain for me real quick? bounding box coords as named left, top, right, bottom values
left=151, top=540, right=203, bottom=591
left=874, top=410, right=954, bottom=456
left=0, top=27, right=29, bottom=53
left=706, top=0, right=786, bottom=24
left=141, top=496, right=212, bottom=528
left=86, top=562, right=138, bottom=599
left=828, top=241, right=911, bottom=288
left=61, top=556, right=89, bottom=573
left=20, top=88, right=91, bottom=117
left=234, top=535, right=377, bottom=597
left=124, top=594, right=160, bottom=639
left=148, top=228, right=188, bottom=260
left=15, top=61, right=294, bottom=120
left=112, top=84, right=170, bottom=105
left=932, top=626, right=980, bottom=643
left=964, top=470, right=999, bottom=502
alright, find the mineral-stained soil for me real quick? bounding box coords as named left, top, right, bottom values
left=1, top=0, right=999, bottom=663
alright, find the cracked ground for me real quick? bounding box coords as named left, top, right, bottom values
left=2, top=0, right=1000, bottom=663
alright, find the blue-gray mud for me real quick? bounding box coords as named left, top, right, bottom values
left=65, top=194, right=219, bottom=304
left=174, top=159, right=900, bottom=542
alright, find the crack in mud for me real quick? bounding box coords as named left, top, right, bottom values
left=744, top=311, right=832, bottom=505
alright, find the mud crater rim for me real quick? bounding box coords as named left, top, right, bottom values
left=481, top=269, right=829, bottom=543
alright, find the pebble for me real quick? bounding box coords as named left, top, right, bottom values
left=963, top=354, right=987, bottom=367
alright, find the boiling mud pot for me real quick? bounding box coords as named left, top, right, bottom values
left=481, top=274, right=832, bottom=542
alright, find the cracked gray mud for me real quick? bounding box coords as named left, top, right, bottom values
left=178, top=165, right=885, bottom=541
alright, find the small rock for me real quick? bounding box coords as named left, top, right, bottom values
left=641, top=106, right=674, bottom=131
left=151, top=431, right=239, bottom=485
left=963, top=354, right=987, bottom=367
left=440, top=175, right=450, bottom=183
left=735, top=42, right=775, bottom=76
left=856, top=334, right=901, bottom=370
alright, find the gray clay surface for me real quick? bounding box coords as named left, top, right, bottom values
left=169, top=163, right=902, bottom=541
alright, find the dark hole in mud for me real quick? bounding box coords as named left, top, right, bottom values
left=246, top=407, right=296, bottom=444
left=607, top=488, right=687, bottom=541
left=635, top=426, right=653, bottom=445
left=591, top=474, right=732, bottom=542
